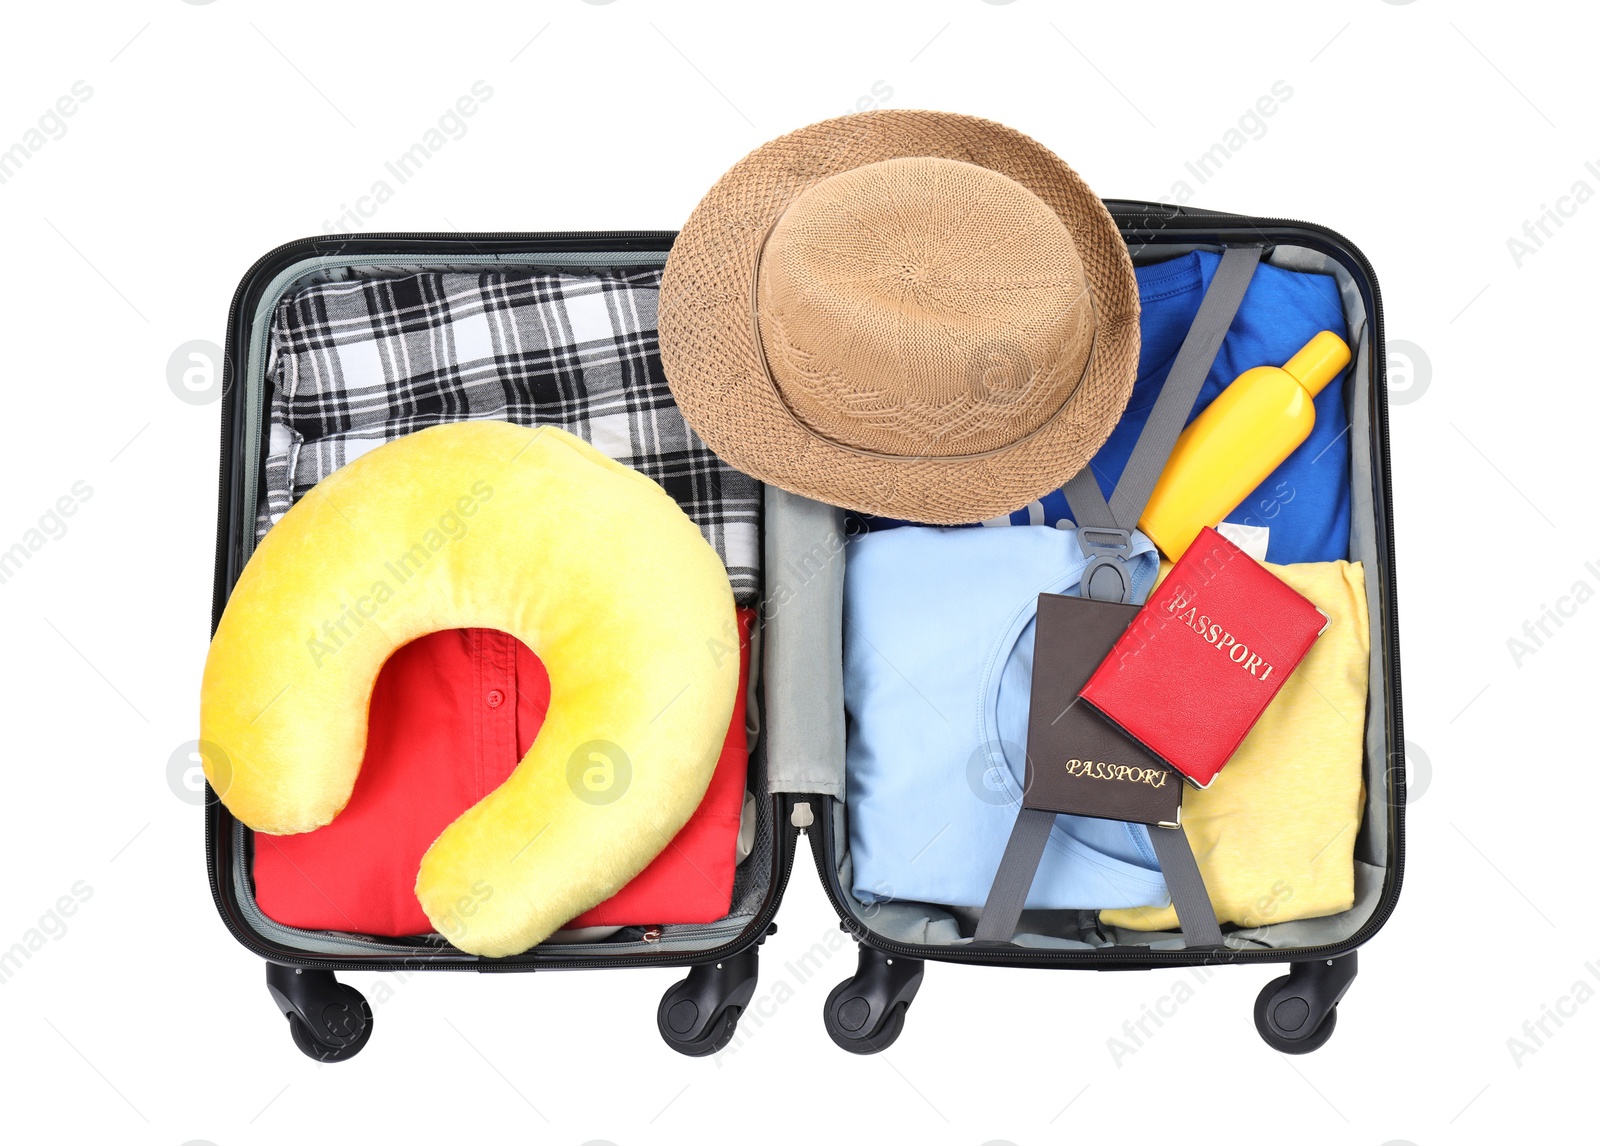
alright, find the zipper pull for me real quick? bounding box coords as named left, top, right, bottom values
left=791, top=801, right=814, bottom=832
left=641, top=926, right=663, bottom=943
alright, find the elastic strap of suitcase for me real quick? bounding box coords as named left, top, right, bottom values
left=973, top=244, right=1263, bottom=949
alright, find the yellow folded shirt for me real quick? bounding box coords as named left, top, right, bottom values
left=1100, top=560, right=1369, bottom=933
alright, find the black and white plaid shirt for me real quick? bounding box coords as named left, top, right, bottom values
left=256, top=266, right=761, bottom=602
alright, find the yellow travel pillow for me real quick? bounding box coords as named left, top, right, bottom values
left=200, top=422, right=739, bottom=957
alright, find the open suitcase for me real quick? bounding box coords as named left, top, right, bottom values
left=206, top=201, right=1403, bottom=1062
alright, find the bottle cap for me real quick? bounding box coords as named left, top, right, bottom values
left=1282, top=331, right=1351, bottom=398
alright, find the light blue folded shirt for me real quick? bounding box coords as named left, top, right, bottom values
left=845, top=525, right=1172, bottom=911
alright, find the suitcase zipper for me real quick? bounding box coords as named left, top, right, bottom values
left=805, top=791, right=1385, bottom=967
left=206, top=792, right=794, bottom=972
left=208, top=218, right=1403, bottom=972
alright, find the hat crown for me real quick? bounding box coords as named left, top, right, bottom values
left=756, top=156, right=1095, bottom=459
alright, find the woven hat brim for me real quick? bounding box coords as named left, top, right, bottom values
left=659, top=110, right=1140, bottom=525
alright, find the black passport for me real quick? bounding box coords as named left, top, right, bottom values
left=1023, top=593, right=1182, bottom=828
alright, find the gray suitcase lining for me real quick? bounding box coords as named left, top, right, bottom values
left=228, top=251, right=774, bottom=959
left=763, top=242, right=1392, bottom=952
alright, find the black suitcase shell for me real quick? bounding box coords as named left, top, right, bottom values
left=205, top=207, right=1402, bottom=1061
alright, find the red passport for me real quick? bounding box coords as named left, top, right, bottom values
left=1078, top=527, right=1326, bottom=788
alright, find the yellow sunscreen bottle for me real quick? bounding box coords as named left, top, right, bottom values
left=1139, top=330, right=1351, bottom=560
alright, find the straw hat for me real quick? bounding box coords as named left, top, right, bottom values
left=658, top=110, right=1139, bottom=524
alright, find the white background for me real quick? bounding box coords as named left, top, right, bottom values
left=0, top=1, right=1593, bottom=1143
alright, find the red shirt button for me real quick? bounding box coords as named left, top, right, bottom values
left=486, top=689, right=505, bottom=708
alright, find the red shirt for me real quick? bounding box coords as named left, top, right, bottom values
left=253, top=609, right=754, bottom=937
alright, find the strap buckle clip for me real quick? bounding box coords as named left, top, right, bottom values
left=1076, top=525, right=1135, bottom=604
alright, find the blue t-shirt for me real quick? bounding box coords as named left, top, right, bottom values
left=844, top=525, right=1170, bottom=911
left=852, top=251, right=1352, bottom=565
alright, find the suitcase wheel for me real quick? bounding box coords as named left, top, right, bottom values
left=1252, top=951, right=1357, bottom=1055
left=266, top=963, right=373, bottom=1063
left=822, top=945, right=923, bottom=1055
left=657, top=946, right=759, bottom=1057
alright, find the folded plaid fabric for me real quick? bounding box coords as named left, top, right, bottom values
left=255, top=267, right=761, bottom=601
